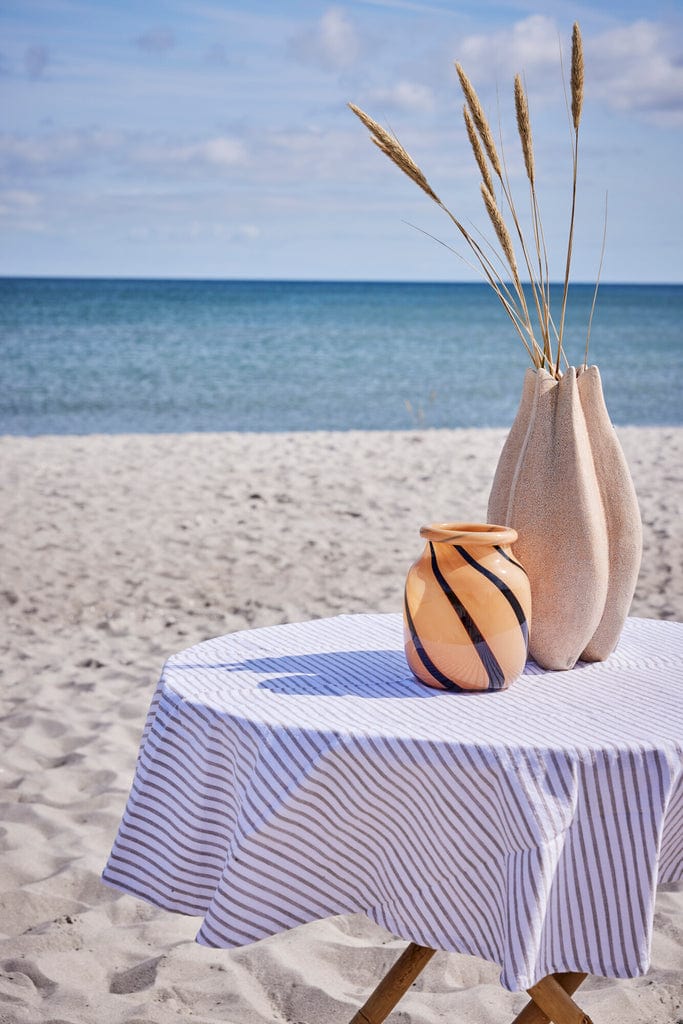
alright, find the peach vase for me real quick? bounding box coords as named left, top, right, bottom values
left=403, top=523, right=532, bottom=692
left=487, top=366, right=642, bottom=671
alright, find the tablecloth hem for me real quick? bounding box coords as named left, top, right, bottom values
left=101, top=870, right=661, bottom=994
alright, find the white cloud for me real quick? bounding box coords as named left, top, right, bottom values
left=0, top=189, right=42, bottom=215
left=135, top=134, right=249, bottom=169
left=368, top=80, right=435, bottom=113
left=456, top=15, right=559, bottom=84
left=0, top=130, right=248, bottom=177
left=170, top=136, right=248, bottom=167
left=588, top=20, right=683, bottom=122
left=0, top=188, right=46, bottom=234
left=453, top=16, right=683, bottom=122
left=0, top=131, right=105, bottom=172
left=235, top=223, right=260, bottom=240
left=289, top=7, right=362, bottom=72
left=253, top=126, right=374, bottom=183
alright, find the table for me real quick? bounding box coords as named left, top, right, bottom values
left=102, top=614, right=683, bottom=1023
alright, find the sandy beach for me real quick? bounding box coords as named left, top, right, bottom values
left=1, top=426, right=682, bottom=1024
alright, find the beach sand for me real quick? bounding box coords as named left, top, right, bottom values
left=1, top=427, right=682, bottom=1024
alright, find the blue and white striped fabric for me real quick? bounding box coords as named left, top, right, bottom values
left=102, top=614, right=683, bottom=992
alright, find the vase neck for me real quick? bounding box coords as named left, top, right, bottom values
left=419, top=522, right=518, bottom=546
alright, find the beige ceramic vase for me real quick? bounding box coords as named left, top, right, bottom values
left=403, top=523, right=531, bottom=692
left=488, top=365, right=642, bottom=671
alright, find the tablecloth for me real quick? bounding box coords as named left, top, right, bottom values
left=102, top=614, right=683, bottom=991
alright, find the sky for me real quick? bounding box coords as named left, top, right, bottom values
left=1, top=0, right=682, bottom=282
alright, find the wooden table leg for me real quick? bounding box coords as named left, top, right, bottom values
left=513, top=973, right=593, bottom=1024
left=348, top=942, right=436, bottom=1024
left=349, top=946, right=593, bottom=1024
left=510, top=973, right=588, bottom=1024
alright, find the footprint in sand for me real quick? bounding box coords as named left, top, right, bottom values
left=1, top=957, right=57, bottom=997
left=109, top=955, right=163, bottom=994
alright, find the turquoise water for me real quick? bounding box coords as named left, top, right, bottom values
left=1, top=278, right=681, bottom=435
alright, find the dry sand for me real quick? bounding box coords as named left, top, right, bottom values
left=1, top=427, right=682, bottom=1024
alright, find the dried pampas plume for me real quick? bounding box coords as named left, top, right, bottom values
left=463, top=105, right=495, bottom=196
left=347, top=102, right=440, bottom=203
left=481, top=184, right=519, bottom=282
left=571, top=22, right=584, bottom=130
left=514, top=75, right=534, bottom=186
left=455, top=62, right=502, bottom=178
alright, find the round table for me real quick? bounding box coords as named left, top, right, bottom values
left=102, top=613, right=683, bottom=1002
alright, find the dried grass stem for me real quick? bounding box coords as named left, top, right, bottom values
left=349, top=22, right=593, bottom=379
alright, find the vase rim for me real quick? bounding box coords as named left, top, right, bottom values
left=419, top=522, right=518, bottom=546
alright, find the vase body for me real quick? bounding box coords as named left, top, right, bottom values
left=488, top=365, right=642, bottom=671
left=403, top=523, right=531, bottom=692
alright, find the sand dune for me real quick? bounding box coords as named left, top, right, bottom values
left=1, top=427, right=681, bottom=1023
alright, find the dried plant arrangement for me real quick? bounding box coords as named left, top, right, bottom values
left=349, top=22, right=602, bottom=381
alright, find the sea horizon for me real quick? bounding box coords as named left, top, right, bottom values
left=2, top=274, right=682, bottom=286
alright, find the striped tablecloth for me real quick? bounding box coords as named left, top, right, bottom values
left=102, top=614, right=683, bottom=992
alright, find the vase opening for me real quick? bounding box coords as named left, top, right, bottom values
left=419, top=522, right=518, bottom=546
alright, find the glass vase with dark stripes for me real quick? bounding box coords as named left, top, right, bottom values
left=403, top=523, right=531, bottom=692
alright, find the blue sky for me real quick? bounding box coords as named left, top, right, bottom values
left=1, top=0, right=682, bottom=281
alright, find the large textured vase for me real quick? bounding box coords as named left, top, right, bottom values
left=488, top=365, right=642, bottom=670
left=403, top=523, right=531, bottom=692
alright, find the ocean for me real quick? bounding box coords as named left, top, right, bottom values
left=1, top=278, right=681, bottom=435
